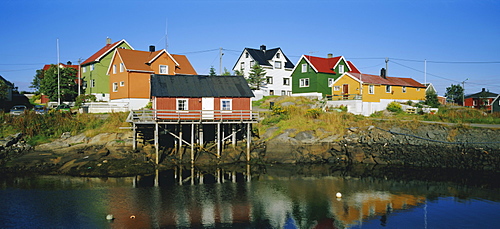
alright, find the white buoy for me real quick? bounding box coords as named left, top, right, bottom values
left=106, top=214, right=114, bottom=221
left=336, top=192, right=342, bottom=198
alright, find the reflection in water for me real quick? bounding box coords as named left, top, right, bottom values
left=0, top=164, right=499, bottom=228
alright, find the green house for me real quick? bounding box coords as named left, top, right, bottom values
left=291, top=54, right=360, bottom=98
left=80, top=38, right=133, bottom=101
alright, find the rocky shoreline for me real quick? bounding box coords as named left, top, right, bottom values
left=1, top=122, right=499, bottom=176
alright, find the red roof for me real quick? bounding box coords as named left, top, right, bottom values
left=81, top=40, right=130, bottom=65
left=348, top=73, right=426, bottom=88
left=42, top=63, right=79, bottom=71
left=303, top=55, right=360, bottom=74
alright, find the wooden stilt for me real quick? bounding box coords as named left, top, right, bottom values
left=217, top=122, right=221, bottom=158
left=133, top=123, right=137, bottom=150
left=232, top=125, right=236, bottom=148
left=155, top=123, right=159, bottom=165
left=191, top=124, right=195, bottom=164
left=247, top=123, right=251, bottom=161
left=178, top=126, right=183, bottom=161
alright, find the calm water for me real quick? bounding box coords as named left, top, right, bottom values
left=0, top=164, right=499, bottom=228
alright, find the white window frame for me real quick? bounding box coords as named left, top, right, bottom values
left=240, top=62, right=245, bottom=70
left=82, top=66, right=86, bottom=73
left=90, top=79, right=95, bottom=88
left=120, top=63, right=124, bottom=72
left=112, top=82, right=118, bottom=92
left=266, top=76, right=273, bottom=84
left=250, top=60, right=254, bottom=67
left=339, top=65, right=344, bottom=74
left=112, top=64, right=116, bottom=74
left=120, top=81, right=125, bottom=87
left=333, top=86, right=340, bottom=91
left=417, top=88, right=421, bottom=91
left=386, top=85, right=392, bottom=93
left=283, top=78, right=290, bottom=86
left=281, top=90, right=286, bottom=95
left=485, top=99, right=490, bottom=106
left=328, top=78, right=334, bottom=87
left=274, top=61, right=282, bottom=69
left=402, top=86, right=407, bottom=93
left=276, top=53, right=280, bottom=59
left=90, top=64, right=94, bottom=71
left=221, top=99, right=232, bottom=112
left=473, top=100, right=477, bottom=106
left=176, top=99, right=188, bottom=112
left=159, top=65, right=168, bottom=74
left=245, top=52, right=249, bottom=58
left=301, top=64, right=307, bottom=73
left=369, top=85, right=374, bottom=94
left=300, top=78, right=309, bottom=87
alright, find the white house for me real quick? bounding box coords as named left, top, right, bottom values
left=232, top=45, right=295, bottom=99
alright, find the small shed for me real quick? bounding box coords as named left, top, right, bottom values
left=150, top=74, right=254, bottom=120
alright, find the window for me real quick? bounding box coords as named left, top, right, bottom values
left=473, top=100, right=477, bottom=106
left=159, top=65, right=168, bottom=74
left=334, top=86, right=340, bottom=91
left=328, top=78, right=334, bottom=87
left=274, top=61, right=282, bottom=69
left=120, top=63, right=124, bottom=72
left=276, top=53, right=280, bottom=59
left=338, top=65, right=344, bottom=74
left=112, top=64, right=116, bottom=74
left=82, top=66, right=86, bottom=73
left=90, top=64, right=94, bottom=71
left=266, top=77, right=273, bottom=84
left=485, top=100, right=490, bottom=106
left=221, top=99, right=232, bottom=111
left=369, top=85, right=374, bottom=94
left=250, top=60, right=254, bottom=67
left=90, top=79, right=95, bottom=88
left=112, top=82, right=118, bottom=92
left=402, top=86, right=407, bottom=93
left=281, top=90, right=286, bottom=95
left=120, top=81, right=125, bottom=87
left=283, top=78, right=290, bottom=86
left=300, top=78, right=309, bottom=87
left=240, top=62, right=245, bottom=70
left=269, top=90, right=274, bottom=95
left=301, top=64, right=307, bottom=73
left=386, top=85, right=392, bottom=93
left=417, top=88, right=421, bottom=91
left=245, top=52, right=249, bottom=58
left=176, top=99, right=188, bottom=111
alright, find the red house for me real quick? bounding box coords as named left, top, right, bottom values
left=150, top=74, right=255, bottom=121
left=464, top=88, right=498, bottom=111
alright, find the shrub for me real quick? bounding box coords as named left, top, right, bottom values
left=386, top=102, right=402, bottom=112
left=306, top=108, right=323, bottom=119
left=75, top=94, right=97, bottom=108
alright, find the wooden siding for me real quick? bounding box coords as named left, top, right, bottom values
left=153, top=97, right=252, bottom=120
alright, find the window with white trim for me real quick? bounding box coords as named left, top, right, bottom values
left=485, top=100, right=490, bottom=106
left=402, top=86, right=407, bottom=93
left=386, top=85, right=392, bottom=93
left=221, top=99, right=232, bottom=111
left=334, top=86, right=340, bottom=91
left=250, top=60, right=254, bottom=67
left=283, top=78, right=290, bottom=86
left=328, top=78, right=334, bottom=87
left=300, top=78, right=309, bottom=87
left=270, top=90, right=274, bottom=95
left=276, top=53, right=280, bottom=59
left=274, top=61, right=282, bottom=69
left=112, top=82, right=118, bottom=92
left=338, top=65, right=344, bottom=74
left=301, top=64, right=307, bottom=73
left=90, top=64, right=94, bottom=71
left=176, top=99, right=188, bottom=111
left=266, top=77, right=273, bottom=84
left=112, top=64, right=116, bottom=74
left=90, top=79, right=95, bottom=88
left=245, top=52, right=249, bottom=58
left=240, top=62, right=245, bottom=70
left=120, top=81, right=125, bottom=87
left=120, top=63, right=124, bottom=72
left=82, top=66, right=86, bottom=73
left=159, top=65, right=168, bottom=74
left=369, top=85, right=374, bottom=94
left=281, top=90, right=286, bottom=95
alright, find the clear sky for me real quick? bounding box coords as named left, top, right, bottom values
left=1, top=0, right=499, bottom=96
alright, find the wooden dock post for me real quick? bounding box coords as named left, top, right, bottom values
left=246, top=123, right=251, bottom=161
left=155, top=123, right=159, bottom=165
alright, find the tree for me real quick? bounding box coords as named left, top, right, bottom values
left=247, top=64, right=267, bottom=90
left=445, top=84, right=464, bottom=105
left=0, top=79, right=8, bottom=101
left=209, top=66, right=217, bottom=76
left=425, top=89, right=440, bottom=108
left=32, top=64, right=79, bottom=102
left=234, top=69, right=244, bottom=76
left=221, top=67, right=231, bottom=76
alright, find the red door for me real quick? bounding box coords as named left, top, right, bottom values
left=343, top=84, right=349, bottom=99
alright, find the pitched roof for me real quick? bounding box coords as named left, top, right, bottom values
left=0, top=75, right=13, bottom=87
left=465, top=88, right=498, bottom=99
left=112, top=49, right=197, bottom=74
left=151, top=74, right=254, bottom=98
left=81, top=39, right=133, bottom=65
left=347, top=73, right=426, bottom=88
left=302, top=55, right=361, bottom=74
left=238, top=46, right=295, bottom=69
left=42, top=63, right=79, bottom=71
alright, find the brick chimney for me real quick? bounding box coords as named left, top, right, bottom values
left=380, top=68, right=387, bottom=79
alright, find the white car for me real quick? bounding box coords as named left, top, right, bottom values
left=9, top=105, right=27, bottom=115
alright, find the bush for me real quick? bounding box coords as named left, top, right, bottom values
left=306, top=108, right=323, bottom=119
left=386, top=102, right=402, bottom=112
left=75, top=94, right=97, bottom=108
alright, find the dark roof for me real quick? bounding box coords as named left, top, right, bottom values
left=465, top=88, right=498, bottom=99
left=0, top=75, right=13, bottom=87
left=151, top=74, right=254, bottom=98
left=244, top=47, right=295, bottom=69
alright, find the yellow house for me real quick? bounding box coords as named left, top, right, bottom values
left=328, top=72, right=426, bottom=115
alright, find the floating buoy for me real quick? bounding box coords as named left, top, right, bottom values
left=336, top=192, right=342, bottom=198
left=130, top=215, right=136, bottom=219
left=106, top=214, right=114, bottom=221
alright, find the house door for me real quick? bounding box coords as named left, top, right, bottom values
left=202, top=97, right=214, bottom=119
left=343, top=84, right=349, bottom=99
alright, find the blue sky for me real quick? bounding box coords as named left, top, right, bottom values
left=1, top=0, right=499, bottom=96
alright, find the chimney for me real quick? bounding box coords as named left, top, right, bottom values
left=380, top=68, right=387, bottom=79
left=106, top=37, right=111, bottom=45
left=260, top=45, right=266, bottom=52
left=327, top=53, right=333, bottom=58
left=67, top=61, right=72, bottom=65
left=482, top=88, right=486, bottom=92
left=149, top=45, right=155, bottom=52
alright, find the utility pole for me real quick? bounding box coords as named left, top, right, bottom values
left=385, top=57, right=389, bottom=76
left=57, top=38, right=61, bottom=106
left=462, top=78, right=468, bottom=107
left=219, top=47, right=224, bottom=75
left=424, top=59, right=427, bottom=86
left=78, top=58, right=81, bottom=97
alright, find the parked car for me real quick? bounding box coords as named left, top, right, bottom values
left=9, top=105, right=27, bottom=115
left=34, top=105, right=47, bottom=114
left=55, top=104, right=71, bottom=113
